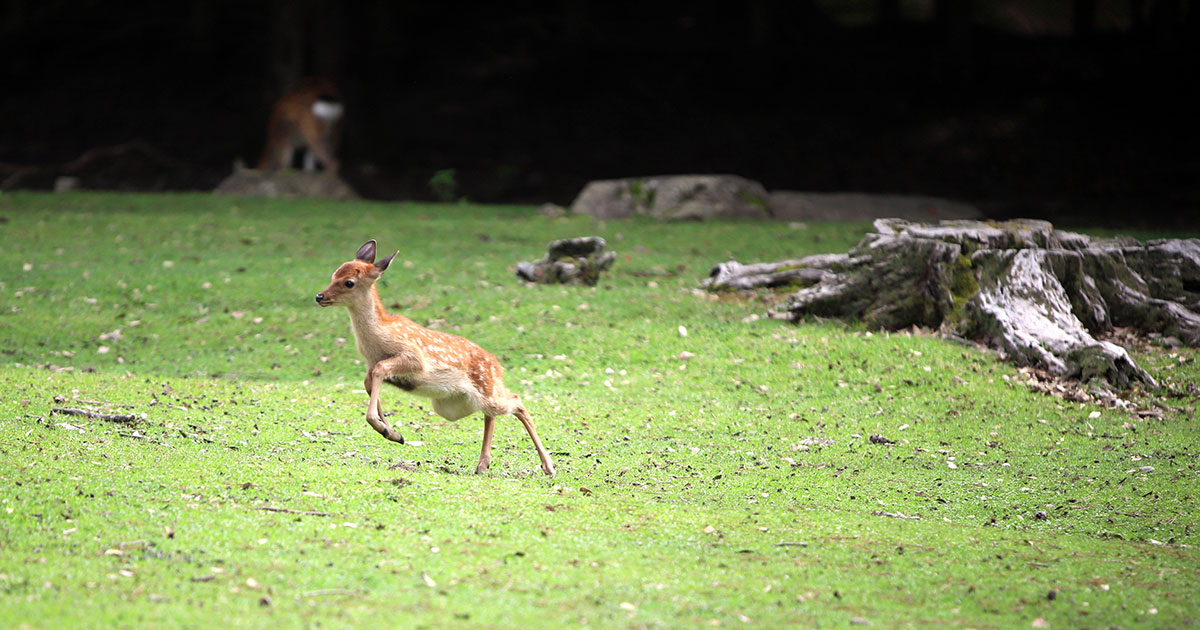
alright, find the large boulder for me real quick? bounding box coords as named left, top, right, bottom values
left=570, top=175, right=770, bottom=221
left=768, top=191, right=982, bottom=222
left=214, top=168, right=359, bottom=200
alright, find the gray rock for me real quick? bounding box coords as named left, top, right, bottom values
left=570, top=175, right=770, bottom=221
left=53, top=176, right=81, bottom=193
left=214, top=168, right=359, bottom=200
left=769, top=191, right=982, bottom=222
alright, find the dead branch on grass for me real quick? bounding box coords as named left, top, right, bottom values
left=253, top=506, right=332, bottom=517
left=51, top=407, right=142, bottom=423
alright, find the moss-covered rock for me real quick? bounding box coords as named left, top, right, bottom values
left=516, top=236, right=616, bottom=286
left=570, top=175, right=770, bottom=220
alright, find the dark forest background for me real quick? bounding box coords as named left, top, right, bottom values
left=1, top=0, right=1196, bottom=227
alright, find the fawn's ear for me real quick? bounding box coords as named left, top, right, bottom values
left=375, top=250, right=399, bottom=273
left=355, top=240, right=377, bottom=263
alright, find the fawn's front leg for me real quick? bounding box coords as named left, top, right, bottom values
left=361, top=372, right=402, bottom=442
left=364, top=354, right=420, bottom=444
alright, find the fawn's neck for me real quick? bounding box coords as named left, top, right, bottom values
left=344, top=284, right=391, bottom=340
left=342, top=282, right=423, bottom=364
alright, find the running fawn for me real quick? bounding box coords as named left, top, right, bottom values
left=315, top=240, right=555, bottom=476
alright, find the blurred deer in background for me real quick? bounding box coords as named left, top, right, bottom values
left=258, top=77, right=343, bottom=173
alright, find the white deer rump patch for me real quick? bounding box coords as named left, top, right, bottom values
left=312, top=101, right=344, bottom=122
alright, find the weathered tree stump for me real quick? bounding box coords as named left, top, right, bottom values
left=516, top=236, right=616, bottom=286
left=705, top=219, right=1200, bottom=388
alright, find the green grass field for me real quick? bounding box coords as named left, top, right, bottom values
left=1, top=192, right=1197, bottom=628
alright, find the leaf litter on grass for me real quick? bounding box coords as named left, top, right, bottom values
left=0, top=192, right=1196, bottom=628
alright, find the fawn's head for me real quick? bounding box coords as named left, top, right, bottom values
left=315, top=240, right=398, bottom=307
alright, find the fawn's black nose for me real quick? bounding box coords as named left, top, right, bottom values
left=315, top=294, right=325, bottom=304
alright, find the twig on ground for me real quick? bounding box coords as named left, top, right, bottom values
left=253, top=506, right=332, bottom=517
left=301, top=589, right=366, bottom=597
left=51, top=407, right=142, bottom=423
left=872, top=510, right=921, bottom=520
left=78, top=400, right=136, bottom=409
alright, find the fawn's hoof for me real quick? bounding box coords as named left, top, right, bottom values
left=367, top=413, right=405, bottom=444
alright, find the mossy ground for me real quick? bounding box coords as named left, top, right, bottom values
left=0, top=192, right=1197, bottom=629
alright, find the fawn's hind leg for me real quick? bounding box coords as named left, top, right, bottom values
left=475, top=415, right=496, bottom=474
left=515, top=406, right=555, bottom=477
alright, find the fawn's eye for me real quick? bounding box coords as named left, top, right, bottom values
left=344, top=279, right=355, bottom=288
